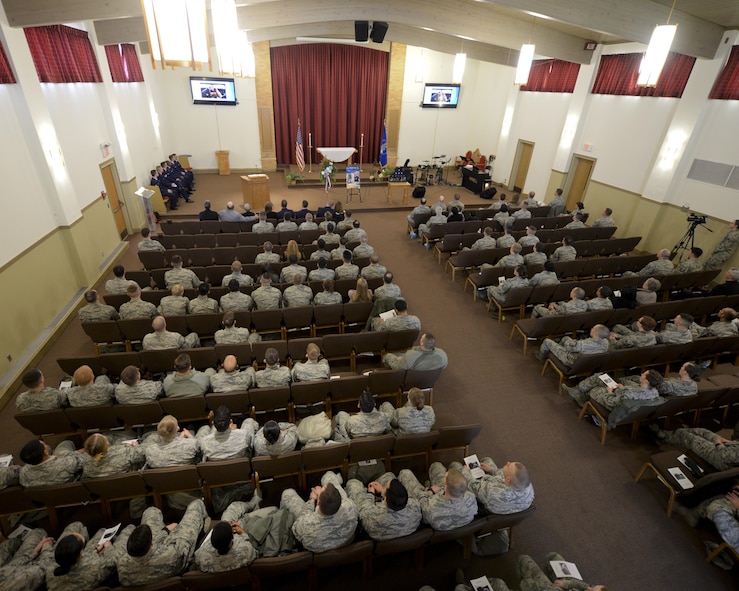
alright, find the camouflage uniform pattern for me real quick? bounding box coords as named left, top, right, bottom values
left=518, top=553, right=592, bottom=591
left=353, top=244, right=375, bottom=259
left=626, top=258, right=674, bottom=276
left=67, top=376, right=115, bottom=407
left=661, top=427, right=739, bottom=471
left=255, top=252, right=281, bottom=265
left=418, top=214, right=446, bottom=235
left=105, top=277, right=139, bottom=294
left=144, top=436, right=200, bottom=467
left=524, top=251, right=548, bottom=266
left=550, top=245, right=577, bottom=262
left=19, top=440, right=84, bottom=487
left=532, top=298, right=588, bottom=318
left=450, top=457, right=534, bottom=515
left=163, top=370, right=211, bottom=398
left=592, top=215, right=616, bottom=227
left=119, top=299, right=159, bottom=320
left=165, top=268, right=202, bottom=289
left=142, top=330, right=200, bottom=349
left=609, top=329, right=656, bottom=350
left=251, top=286, right=283, bottom=309
left=42, top=523, right=135, bottom=591
left=210, top=368, right=255, bottom=392
left=538, top=336, right=608, bottom=366
left=564, top=220, right=586, bottom=230
left=383, top=347, right=448, bottom=371
left=117, top=501, right=206, bottom=586
left=398, top=463, right=477, bottom=531
left=705, top=229, right=739, bottom=270
left=309, top=268, right=336, bottom=282
left=321, top=233, right=341, bottom=245
left=16, top=387, right=67, bottom=412
left=580, top=375, right=659, bottom=410
left=0, top=465, right=20, bottom=490
left=407, top=204, right=431, bottom=223
left=138, top=238, right=166, bottom=252
left=658, top=378, right=698, bottom=397
left=346, top=473, right=422, bottom=540
left=291, top=359, right=331, bottom=382
left=529, top=270, right=559, bottom=286
left=374, top=284, right=402, bottom=300
left=694, top=495, right=739, bottom=553
left=82, top=443, right=146, bottom=479
left=333, top=409, right=388, bottom=442
left=115, top=379, right=163, bottom=405
left=373, top=314, right=421, bottom=332
left=221, top=272, right=254, bottom=286
left=345, top=228, right=368, bottom=243
left=158, top=295, right=189, bottom=315
left=253, top=422, right=298, bottom=456
left=335, top=263, right=360, bottom=280
left=361, top=263, right=388, bottom=280
left=194, top=524, right=256, bottom=572
left=79, top=302, right=119, bottom=322
left=0, top=527, right=48, bottom=591
left=674, top=257, right=704, bottom=274
left=496, top=235, right=515, bottom=249
left=283, top=284, right=314, bottom=307
left=201, top=422, right=257, bottom=461
left=697, top=320, right=739, bottom=337
left=252, top=221, right=276, bottom=233
left=487, top=277, right=529, bottom=304
left=254, top=366, right=291, bottom=388
left=299, top=221, right=319, bottom=231
left=310, top=249, right=332, bottom=261
left=586, top=297, right=613, bottom=311
left=493, top=212, right=510, bottom=227
left=214, top=326, right=252, bottom=344
left=656, top=325, right=693, bottom=344
left=220, top=291, right=254, bottom=312
left=188, top=295, right=220, bottom=314
left=281, top=471, right=358, bottom=553
left=313, top=290, right=342, bottom=305
left=380, top=401, right=436, bottom=435
left=471, top=236, right=497, bottom=250
left=276, top=220, right=298, bottom=232
left=330, top=246, right=348, bottom=260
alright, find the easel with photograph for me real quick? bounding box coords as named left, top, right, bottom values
left=346, top=165, right=363, bottom=203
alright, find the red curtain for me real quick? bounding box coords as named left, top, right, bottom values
left=0, top=40, right=15, bottom=84
left=592, top=52, right=695, bottom=98
left=710, top=45, right=739, bottom=100
left=521, top=59, right=580, bottom=93
left=271, top=44, right=389, bottom=166
left=105, top=43, right=145, bottom=83
left=24, top=25, right=102, bottom=83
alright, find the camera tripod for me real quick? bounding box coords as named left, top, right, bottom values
left=671, top=218, right=712, bottom=261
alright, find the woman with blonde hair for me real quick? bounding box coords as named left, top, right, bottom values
left=81, top=433, right=145, bottom=479
left=348, top=277, right=372, bottom=303
left=284, top=239, right=303, bottom=261
left=379, top=387, right=436, bottom=434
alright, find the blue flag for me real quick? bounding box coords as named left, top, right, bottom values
left=379, top=121, right=387, bottom=167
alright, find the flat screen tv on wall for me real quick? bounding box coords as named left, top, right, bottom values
left=190, top=76, right=238, bottom=105
left=421, top=83, right=461, bottom=108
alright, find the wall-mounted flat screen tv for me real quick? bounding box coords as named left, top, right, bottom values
left=421, top=83, right=461, bottom=108
left=190, top=76, right=238, bottom=105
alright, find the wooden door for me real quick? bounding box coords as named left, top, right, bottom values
left=510, top=140, right=534, bottom=193
left=100, top=160, right=127, bottom=238
left=565, top=157, right=595, bottom=211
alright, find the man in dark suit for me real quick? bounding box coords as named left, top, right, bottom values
left=199, top=200, right=219, bottom=221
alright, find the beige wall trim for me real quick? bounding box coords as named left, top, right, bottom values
left=385, top=43, right=406, bottom=169
left=254, top=41, right=277, bottom=171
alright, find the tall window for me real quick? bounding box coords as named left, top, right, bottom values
left=105, top=44, right=145, bottom=83
left=520, top=59, right=580, bottom=93
left=24, top=25, right=102, bottom=83
left=0, top=40, right=15, bottom=84
left=591, top=52, right=695, bottom=98
left=709, top=45, right=739, bottom=100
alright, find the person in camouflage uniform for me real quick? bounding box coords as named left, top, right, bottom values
left=623, top=248, right=675, bottom=277
left=450, top=457, right=534, bottom=515
left=319, top=223, right=341, bottom=246
left=114, top=365, right=162, bottom=404
left=194, top=519, right=257, bottom=573
left=188, top=282, right=220, bottom=314
left=564, top=369, right=662, bottom=410
left=210, top=355, right=255, bottom=392
left=361, top=255, right=387, bottom=280
left=692, top=307, right=739, bottom=337
left=15, top=368, right=67, bottom=412
left=310, top=239, right=332, bottom=262
left=163, top=353, right=211, bottom=398
left=144, top=415, right=200, bottom=475
left=518, top=553, right=606, bottom=591
left=19, top=439, right=83, bottom=487
left=398, top=464, right=477, bottom=531
left=137, top=227, right=165, bottom=252
left=0, top=527, right=52, bottom=591
left=40, top=521, right=134, bottom=591
left=117, top=499, right=207, bottom=586
left=656, top=313, right=694, bottom=344
left=251, top=273, right=283, bottom=309
left=119, top=284, right=158, bottom=320
left=309, top=258, right=336, bottom=282
left=142, top=317, right=200, bottom=349
left=674, top=487, right=739, bottom=559
left=299, top=212, right=319, bottom=231
left=493, top=227, right=515, bottom=249
left=334, top=390, right=389, bottom=442
left=353, top=235, right=375, bottom=259
left=704, top=220, right=739, bottom=271
left=336, top=211, right=354, bottom=232
left=157, top=284, right=189, bottom=315
left=657, top=362, right=701, bottom=397
left=383, top=333, right=448, bottom=371
left=254, top=348, right=291, bottom=387
left=253, top=420, right=298, bottom=456
left=536, top=325, right=610, bottom=366
left=592, top=207, right=616, bottom=228
left=418, top=206, right=446, bottom=236
left=0, top=465, right=20, bottom=490
left=276, top=212, right=298, bottom=232
left=380, top=387, right=435, bottom=435
left=487, top=265, right=529, bottom=304
left=374, top=272, right=402, bottom=300
left=330, top=236, right=350, bottom=260
left=467, top=227, right=497, bottom=251
left=652, top=426, right=739, bottom=471
left=345, top=221, right=368, bottom=243
left=255, top=241, right=281, bottom=265
left=372, top=299, right=422, bottom=332
left=279, top=254, right=308, bottom=284
left=220, top=279, right=254, bottom=312
left=164, top=255, right=202, bottom=290
left=532, top=287, right=588, bottom=318
left=609, top=316, right=658, bottom=350
left=313, top=279, right=342, bottom=305
left=529, top=261, right=560, bottom=287
left=550, top=237, right=577, bottom=262
left=283, top=274, right=314, bottom=307
left=280, top=470, right=358, bottom=552
left=291, top=343, right=330, bottom=382
left=335, top=250, right=360, bottom=280
left=78, top=290, right=119, bottom=322
left=67, top=365, right=115, bottom=407
left=215, top=311, right=258, bottom=344
left=251, top=211, right=275, bottom=233
left=221, top=261, right=254, bottom=287
left=673, top=247, right=704, bottom=274
left=81, top=433, right=145, bottom=479
left=346, top=472, right=422, bottom=541
left=105, top=265, right=139, bottom=295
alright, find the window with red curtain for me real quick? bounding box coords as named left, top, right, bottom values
left=0, top=40, right=15, bottom=84
left=591, top=52, right=695, bottom=98
left=105, top=44, right=145, bottom=83
left=271, top=44, right=389, bottom=167
left=709, top=45, right=739, bottom=100
left=24, top=25, right=102, bottom=83
left=520, top=59, right=580, bottom=93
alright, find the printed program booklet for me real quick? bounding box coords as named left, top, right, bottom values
left=598, top=373, right=619, bottom=388
left=470, top=575, right=494, bottom=590
left=668, top=467, right=694, bottom=489
left=550, top=560, right=583, bottom=580
left=98, top=524, right=121, bottom=546
left=464, top=454, right=486, bottom=479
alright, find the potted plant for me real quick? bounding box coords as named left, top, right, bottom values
left=285, top=172, right=304, bottom=185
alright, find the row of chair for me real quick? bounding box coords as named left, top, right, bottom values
left=160, top=220, right=353, bottom=238
left=407, top=205, right=552, bottom=231
left=154, top=233, right=363, bottom=255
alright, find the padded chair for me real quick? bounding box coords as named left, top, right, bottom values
left=369, top=528, right=433, bottom=576
left=510, top=316, right=567, bottom=355
left=488, top=286, right=534, bottom=323
left=83, top=472, right=149, bottom=521
left=197, top=457, right=252, bottom=512
left=329, top=373, right=369, bottom=408
left=25, top=482, right=96, bottom=531
left=310, top=540, right=373, bottom=590
left=347, top=434, right=395, bottom=472
left=65, top=404, right=121, bottom=435
left=138, top=250, right=167, bottom=270
left=250, top=309, right=284, bottom=338
left=14, top=409, right=76, bottom=437
left=578, top=399, right=663, bottom=445
left=141, top=465, right=202, bottom=508
left=182, top=567, right=251, bottom=591
left=342, top=301, right=374, bottom=333
left=249, top=551, right=313, bottom=591
left=321, top=334, right=357, bottom=372
left=282, top=305, right=314, bottom=338
left=312, top=303, right=344, bottom=335
left=249, top=386, right=291, bottom=421
left=185, top=347, right=219, bottom=372
left=57, top=355, right=102, bottom=377
left=115, top=401, right=164, bottom=428
left=290, top=380, right=332, bottom=420
left=0, top=486, right=40, bottom=536
left=385, top=329, right=420, bottom=353
left=251, top=340, right=289, bottom=370
left=367, top=368, right=406, bottom=406
left=118, top=318, right=157, bottom=349
left=139, top=348, right=180, bottom=376
left=481, top=504, right=537, bottom=548
left=81, top=321, right=127, bottom=354
left=287, top=337, right=324, bottom=366
left=185, top=314, right=223, bottom=340
left=390, top=431, right=440, bottom=472
left=403, top=369, right=443, bottom=405
left=97, top=351, right=141, bottom=378
left=428, top=516, right=487, bottom=559
left=158, top=395, right=208, bottom=422
left=432, top=424, right=482, bottom=460
left=353, top=332, right=388, bottom=372
left=205, top=390, right=251, bottom=415
left=301, top=443, right=349, bottom=488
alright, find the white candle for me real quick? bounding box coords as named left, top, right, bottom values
left=309, top=132, right=312, bottom=146
left=361, top=133, right=364, bottom=143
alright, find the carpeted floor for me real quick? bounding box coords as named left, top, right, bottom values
left=2, top=172, right=737, bottom=590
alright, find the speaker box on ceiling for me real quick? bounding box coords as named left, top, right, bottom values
left=371, top=21, right=388, bottom=43
left=355, top=21, right=369, bottom=42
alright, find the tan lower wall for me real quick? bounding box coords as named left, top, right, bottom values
left=0, top=197, right=125, bottom=405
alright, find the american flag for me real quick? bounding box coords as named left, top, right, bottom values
left=295, top=120, right=305, bottom=171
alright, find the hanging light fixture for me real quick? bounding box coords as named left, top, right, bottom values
left=637, top=0, right=678, bottom=87
left=141, top=0, right=211, bottom=70
left=211, top=0, right=252, bottom=77
left=515, top=18, right=536, bottom=85
left=452, top=51, right=466, bottom=83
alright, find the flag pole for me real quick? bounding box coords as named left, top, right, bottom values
left=308, top=131, right=313, bottom=173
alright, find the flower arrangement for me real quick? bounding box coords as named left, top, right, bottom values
left=320, top=157, right=336, bottom=192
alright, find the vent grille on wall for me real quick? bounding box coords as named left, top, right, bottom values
left=687, top=159, right=739, bottom=190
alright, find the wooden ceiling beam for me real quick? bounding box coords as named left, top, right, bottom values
left=2, top=0, right=141, bottom=28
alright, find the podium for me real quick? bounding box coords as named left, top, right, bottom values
left=216, top=150, right=230, bottom=175
left=241, top=174, right=270, bottom=210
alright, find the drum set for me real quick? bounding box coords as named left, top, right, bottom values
left=416, top=154, right=452, bottom=186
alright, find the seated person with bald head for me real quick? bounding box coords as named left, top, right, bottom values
left=210, top=354, right=255, bottom=392
left=158, top=284, right=188, bottom=316
left=221, top=261, right=253, bottom=287
left=450, top=456, right=534, bottom=514
left=142, top=316, right=200, bottom=349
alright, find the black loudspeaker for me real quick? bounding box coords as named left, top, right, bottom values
left=412, top=187, right=426, bottom=199
left=480, top=187, right=497, bottom=200
left=355, top=21, right=369, bottom=42
left=371, top=22, right=388, bottom=43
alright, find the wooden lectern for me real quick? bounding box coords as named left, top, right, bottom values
left=241, top=174, right=270, bottom=210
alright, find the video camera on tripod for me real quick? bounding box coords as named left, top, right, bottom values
left=687, top=213, right=707, bottom=224
left=672, top=212, right=712, bottom=260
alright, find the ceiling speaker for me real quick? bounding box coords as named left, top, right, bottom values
left=355, top=21, right=369, bottom=42
left=371, top=21, right=388, bottom=43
